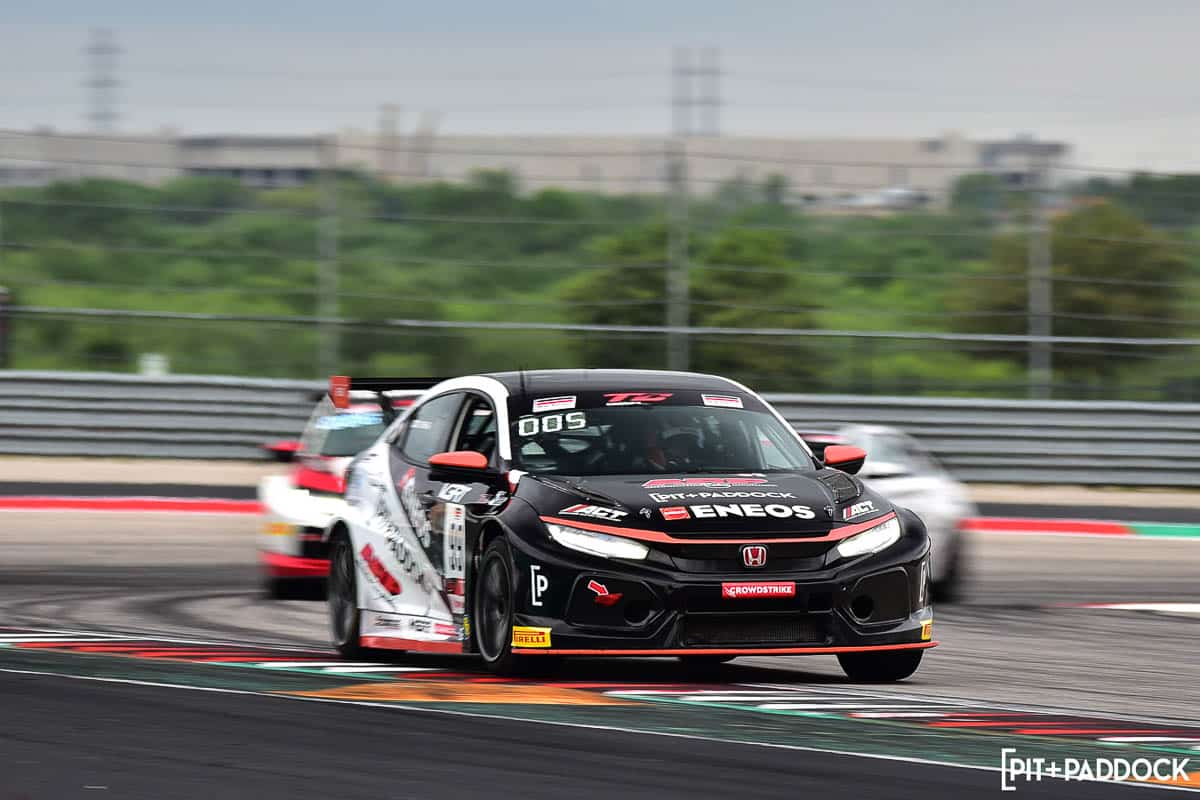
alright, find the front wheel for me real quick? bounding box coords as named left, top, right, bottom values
left=474, top=537, right=543, bottom=675
left=838, top=649, right=923, bottom=682
left=327, top=533, right=364, bottom=658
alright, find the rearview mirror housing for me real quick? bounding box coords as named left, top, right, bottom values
left=429, top=450, right=490, bottom=473
left=823, top=444, right=866, bottom=475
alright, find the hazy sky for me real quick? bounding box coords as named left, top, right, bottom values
left=4, top=0, right=1200, bottom=171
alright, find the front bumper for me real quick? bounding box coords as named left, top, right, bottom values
left=505, top=519, right=933, bottom=656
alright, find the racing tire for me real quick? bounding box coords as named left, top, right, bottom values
left=474, top=537, right=531, bottom=676
left=837, top=650, right=923, bottom=682
left=327, top=532, right=366, bottom=659
left=470, top=537, right=559, bottom=676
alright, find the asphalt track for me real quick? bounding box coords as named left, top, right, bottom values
left=1, top=511, right=1198, bottom=798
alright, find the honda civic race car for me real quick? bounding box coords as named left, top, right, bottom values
left=325, top=370, right=936, bottom=680
left=258, top=386, right=421, bottom=598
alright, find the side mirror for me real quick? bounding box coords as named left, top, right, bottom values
left=429, top=450, right=490, bottom=472
left=823, top=445, right=866, bottom=475
left=263, top=439, right=302, bottom=463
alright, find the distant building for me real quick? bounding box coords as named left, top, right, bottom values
left=0, top=128, right=1069, bottom=209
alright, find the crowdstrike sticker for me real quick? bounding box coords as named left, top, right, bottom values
left=722, top=581, right=796, bottom=599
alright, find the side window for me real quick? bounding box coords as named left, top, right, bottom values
left=452, top=395, right=498, bottom=463
left=399, top=393, right=463, bottom=464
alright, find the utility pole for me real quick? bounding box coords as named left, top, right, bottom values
left=318, top=137, right=340, bottom=377
left=666, top=50, right=695, bottom=371
left=697, top=46, right=721, bottom=137
left=378, top=104, right=401, bottom=180
left=1027, top=155, right=1053, bottom=398
left=85, top=28, right=120, bottom=132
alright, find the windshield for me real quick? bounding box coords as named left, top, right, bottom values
left=510, top=394, right=814, bottom=476
left=310, top=411, right=385, bottom=457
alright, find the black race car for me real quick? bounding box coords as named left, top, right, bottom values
left=324, top=370, right=935, bottom=680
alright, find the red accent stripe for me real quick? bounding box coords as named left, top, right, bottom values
left=0, top=497, right=263, bottom=514
left=514, top=641, right=937, bottom=656
left=537, top=512, right=898, bottom=545
left=360, top=636, right=464, bottom=654
left=961, top=517, right=1132, bottom=536
left=293, top=466, right=345, bottom=495
left=260, top=551, right=330, bottom=578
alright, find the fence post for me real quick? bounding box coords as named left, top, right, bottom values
left=317, top=137, right=339, bottom=378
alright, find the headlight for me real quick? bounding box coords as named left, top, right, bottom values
left=546, top=523, right=649, bottom=561
left=834, top=517, right=902, bottom=560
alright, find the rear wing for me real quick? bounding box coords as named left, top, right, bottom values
left=328, top=375, right=447, bottom=422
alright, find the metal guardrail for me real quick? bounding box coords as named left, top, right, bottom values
left=1, top=372, right=1198, bottom=486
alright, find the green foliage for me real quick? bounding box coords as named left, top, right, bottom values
left=1, top=172, right=1197, bottom=398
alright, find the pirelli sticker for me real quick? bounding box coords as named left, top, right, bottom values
left=920, top=617, right=933, bottom=641
left=511, top=626, right=552, bottom=648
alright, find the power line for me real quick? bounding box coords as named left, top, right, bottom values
left=12, top=306, right=1200, bottom=347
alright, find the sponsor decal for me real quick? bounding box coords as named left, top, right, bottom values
left=360, top=544, right=401, bottom=595
left=530, top=564, right=548, bottom=607
left=532, top=395, right=576, bottom=413
left=462, top=614, right=471, bottom=638
left=701, top=393, right=744, bottom=409
left=485, top=490, right=510, bottom=509
left=315, top=411, right=383, bottom=430
left=438, top=483, right=471, bottom=503
left=443, top=503, right=466, bottom=580
left=517, top=411, right=587, bottom=437
left=372, top=613, right=407, bottom=630
left=665, top=503, right=817, bottom=520
left=398, top=468, right=433, bottom=547
left=586, top=579, right=623, bottom=607
left=648, top=491, right=795, bottom=502
left=263, top=521, right=293, bottom=536
left=511, top=626, right=552, bottom=648
left=722, top=581, right=795, bottom=599
left=559, top=503, right=628, bottom=522
left=741, top=544, right=768, bottom=568
left=409, top=618, right=432, bottom=633
left=842, top=500, right=877, bottom=521
left=604, top=392, right=673, bottom=405
left=920, top=617, right=933, bottom=641
left=643, top=477, right=769, bottom=489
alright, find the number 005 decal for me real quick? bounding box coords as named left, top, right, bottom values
left=517, top=412, right=586, bottom=437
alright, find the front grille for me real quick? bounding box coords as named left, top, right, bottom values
left=681, top=614, right=825, bottom=647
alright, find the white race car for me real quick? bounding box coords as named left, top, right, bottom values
left=799, top=424, right=973, bottom=601
left=258, top=385, right=423, bottom=598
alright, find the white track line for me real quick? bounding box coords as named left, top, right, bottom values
left=0, top=667, right=1190, bottom=793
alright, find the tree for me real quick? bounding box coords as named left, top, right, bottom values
left=951, top=201, right=1187, bottom=381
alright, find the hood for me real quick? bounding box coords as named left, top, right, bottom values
left=525, top=470, right=893, bottom=537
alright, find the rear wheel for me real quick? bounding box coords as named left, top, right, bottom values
left=837, top=650, right=923, bottom=682
left=327, top=533, right=364, bottom=658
